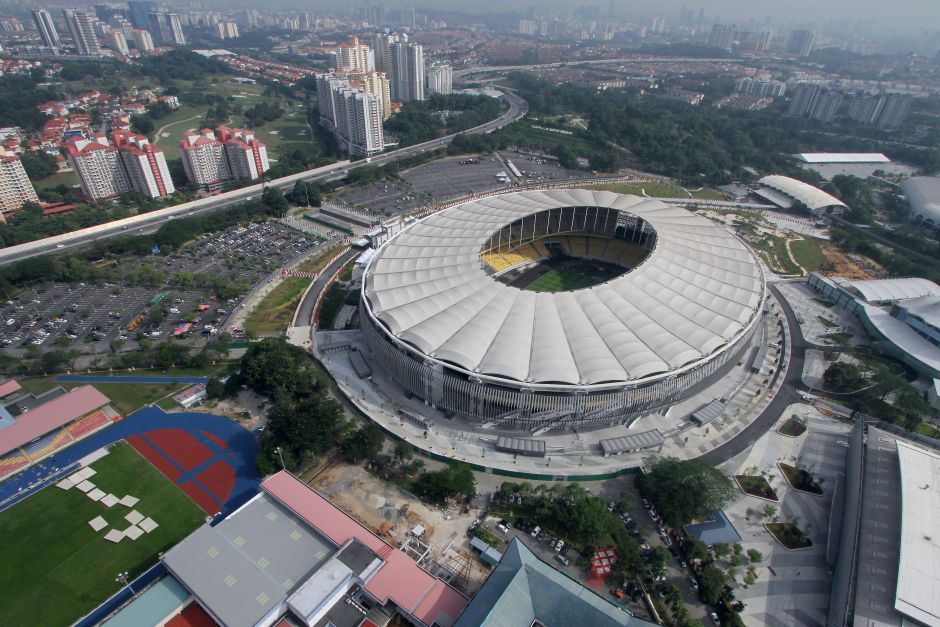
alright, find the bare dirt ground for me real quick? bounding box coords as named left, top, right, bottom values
left=308, top=461, right=491, bottom=591
left=818, top=242, right=882, bottom=279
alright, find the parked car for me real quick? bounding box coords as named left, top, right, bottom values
left=555, top=554, right=570, bottom=566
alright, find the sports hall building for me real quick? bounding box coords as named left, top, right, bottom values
left=360, top=189, right=766, bottom=431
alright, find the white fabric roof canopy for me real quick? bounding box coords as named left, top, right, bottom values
left=757, top=175, right=848, bottom=211
left=363, top=189, right=765, bottom=387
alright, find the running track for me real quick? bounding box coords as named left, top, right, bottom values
left=56, top=375, right=209, bottom=384
left=0, top=407, right=259, bottom=517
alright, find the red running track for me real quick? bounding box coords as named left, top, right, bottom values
left=196, top=460, right=236, bottom=505
left=127, top=435, right=183, bottom=482
left=146, top=429, right=213, bottom=471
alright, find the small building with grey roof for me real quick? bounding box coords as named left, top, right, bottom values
left=455, top=537, right=655, bottom=627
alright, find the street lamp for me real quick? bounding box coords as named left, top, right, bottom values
left=275, top=446, right=285, bottom=470
left=115, top=571, right=133, bottom=594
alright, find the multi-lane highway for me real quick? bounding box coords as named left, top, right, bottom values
left=0, top=88, right=527, bottom=266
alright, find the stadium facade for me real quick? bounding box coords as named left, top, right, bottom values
left=359, top=189, right=766, bottom=431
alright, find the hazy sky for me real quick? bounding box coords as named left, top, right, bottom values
left=395, top=0, right=940, bottom=34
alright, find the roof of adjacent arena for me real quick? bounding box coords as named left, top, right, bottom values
left=901, top=177, right=940, bottom=224
left=895, top=441, right=940, bottom=627
left=757, top=175, right=848, bottom=212
left=363, top=189, right=765, bottom=388
left=795, top=153, right=890, bottom=164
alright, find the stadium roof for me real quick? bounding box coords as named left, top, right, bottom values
left=901, top=177, right=940, bottom=225
left=262, top=471, right=469, bottom=626
left=757, top=175, right=848, bottom=212
left=795, top=153, right=890, bottom=164
left=846, top=277, right=940, bottom=303
left=895, top=441, right=940, bottom=626
left=0, top=385, right=109, bottom=456
left=0, top=379, right=21, bottom=398
left=455, top=538, right=653, bottom=627
left=363, top=189, right=764, bottom=388
left=162, top=492, right=335, bottom=627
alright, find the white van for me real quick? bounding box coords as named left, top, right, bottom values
left=530, top=526, right=541, bottom=538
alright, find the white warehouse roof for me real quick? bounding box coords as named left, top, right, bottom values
left=795, top=153, right=890, bottom=164
left=846, top=277, right=940, bottom=303
left=901, top=177, right=940, bottom=225
left=363, top=189, right=765, bottom=388
left=895, top=440, right=940, bottom=627
left=757, top=175, right=848, bottom=212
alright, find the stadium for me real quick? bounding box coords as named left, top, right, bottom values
left=360, top=189, right=766, bottom=432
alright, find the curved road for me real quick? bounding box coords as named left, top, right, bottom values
left=0, top=89, right=527, bottom=266
left=700, top=282, right=813, bottom=465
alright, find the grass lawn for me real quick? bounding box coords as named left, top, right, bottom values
left=594, top=182, right=722, bottom=200
left=527, top=268, right=600, bottom=292
left=243, top=244, right=345, bottom=336
left=151, top=103, right=207, bottom=148
left=0, top=442, right=205, bottom=626
left=916, top=423, right=940, bottom=439
left=33, top=170, right=79, bottom=191
left=790, top=238, right=826, bottom=272
left=244, top=275, right=309, bottom=336
left=84, top=381, right=186, bottom=415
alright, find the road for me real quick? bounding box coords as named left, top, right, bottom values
left=0, top=88, right=527, bottom=266
left=699, top=283, right=812, bottom=466
left=294, top=247, right=360, bottom=328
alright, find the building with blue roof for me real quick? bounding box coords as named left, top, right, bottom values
left=683, top=509, right=742, bottom=546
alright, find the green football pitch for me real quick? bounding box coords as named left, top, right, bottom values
left=526, top=268, right=607, bottom=292
left=0, top=442, right=205, bottom=627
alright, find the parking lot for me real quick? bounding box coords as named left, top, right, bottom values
left=0, top=222, right=321, bottom=356
left=331, top=151, right=592, bottom=218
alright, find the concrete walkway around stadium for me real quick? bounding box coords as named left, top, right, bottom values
left=724, top=403, right=852, bottom=627
left=0, top=407, right=260, bottom=516
left=312, top=288, right=793, bottom=477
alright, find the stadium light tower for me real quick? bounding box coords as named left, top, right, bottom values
left=115, top=571, right=134, bottom=593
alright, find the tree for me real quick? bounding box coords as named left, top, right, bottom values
left=240, top=338, right=316, bottom=400
left=713, top=543, right=730, bottom=559
left=746, top=548, right=763, bottom=564
left=823, top=362, right=867, bottom=392
left=762, top=504, right=777, bottom=519
left=19, top=151, right=58, bottom=181
left=394, top=440, right=415, bottom=462
left=147, top=306, right=165, bottom=325
left=635, top=458, right=735, bottom=528
left=342, top=423, right=384, bottom=462
left=206, top=377, right=226, bottom=399
left=685, top=537, right=709, bottom=562
left=414, top=462, right=475, bottom=503
left=262, top=186, right=289, bottom=217
left=699, top=563, right=727, bottom=605
left=267, top=394, right=346, bottom=459
left=651, top=545, right=671, bottom=574
left=131, top=114, right=155, bottom=135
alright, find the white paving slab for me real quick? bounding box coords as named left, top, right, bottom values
left=86, top=488, right=105, bottom=501
left=56, top=478, right=74, bottom=490
left=139, top=518, right=158, bottom=533
left=75, top=480, right=95, bottom=493
left=119, top=495, right=139, bottom=507
left=100, top=494, right=119, bottom=508
left=104, top=529, right=124, bottom=543
left=88, top=516, right=108, bottom=532
left=124, top=510, right=144, bottom=525
left=123, top=525, right=144, bottom=540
